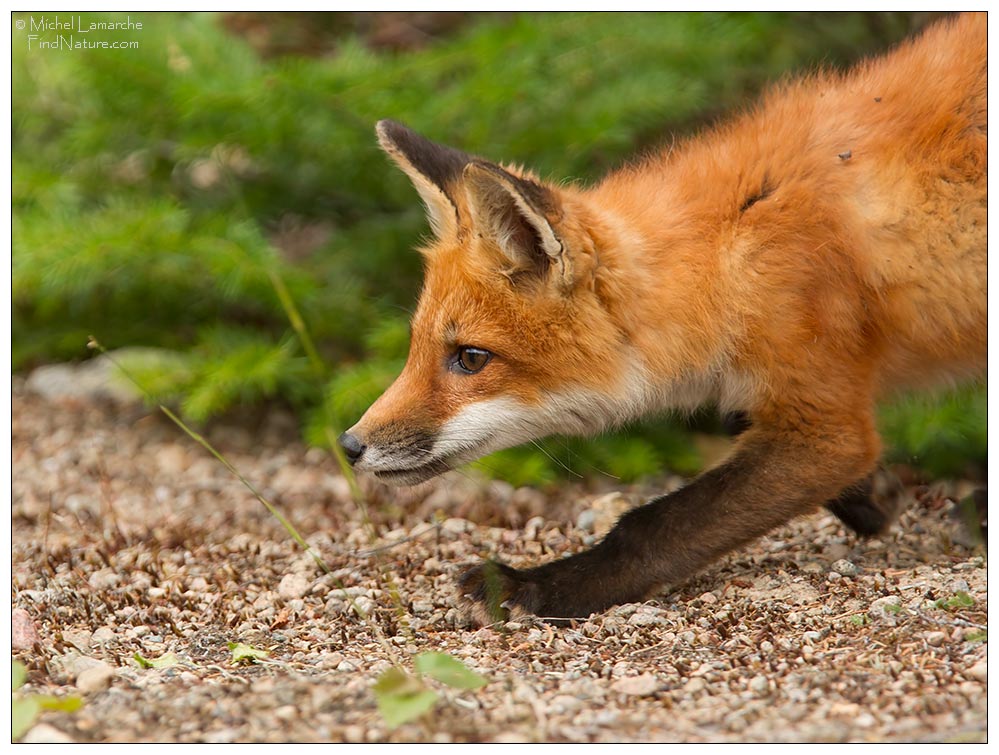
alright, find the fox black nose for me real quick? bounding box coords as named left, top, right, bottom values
left=338, top=432, right=366, bottom=465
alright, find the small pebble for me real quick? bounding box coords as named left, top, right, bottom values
left=629, top=606, right=668, bottom=627
left=77, top=664, right=115, bottom=694
left=612, top=674, right=659, bottom=697
left=22, top=724, right=75, bottom=744
left=278, top=573, right=310, bottom=600
left=831, top=559, right=859, bottom=576
left=967, top=661, right=986, bottom=682
left=11, top=608, right=39, bottom=650
left=91, top=627, right=116, bottom=644
left=274, top=705, right=297, bottom=721
left=869, top=595, right=903, bottom=622
left=924, top=632, right=947, bottom=647
left=683, top=677, right=707, bottom=694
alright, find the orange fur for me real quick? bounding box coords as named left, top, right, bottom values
left=343, top=14, right=986, bottom=619
left=352, top=14, right=984, bottom=478
left=351, top=15, right=987, bottom=494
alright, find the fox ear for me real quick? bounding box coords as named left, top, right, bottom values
left=376, top=119, right=470, bottom=237
left=463, top=161, right=570, bottom=290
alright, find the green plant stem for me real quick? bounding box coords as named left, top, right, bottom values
left=268, top=269, right=326, bottom=377
left=266, top=269, right=371, bottom=513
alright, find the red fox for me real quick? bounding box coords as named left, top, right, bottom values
left=339, top=13, right=986, bottom=623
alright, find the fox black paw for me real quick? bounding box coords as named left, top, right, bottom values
left=456, top=561, right=543, bottom=626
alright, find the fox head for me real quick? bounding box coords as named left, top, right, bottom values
left=339, top=121, right=652, bottom=485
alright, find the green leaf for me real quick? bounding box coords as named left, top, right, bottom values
left=935, top=592, right=976, bottom=611
left=134, top=652, right=181, bottom=669
left=34, top=694, right=84, bottom=712
left=372, top=667, right=438, bottom=729
left=228, top=642, right=269, bottom=664
left=414, top=652, right=488, bottom=690
left=12, top=695, right=40, bottom=741
left=12, top=660, right=27, bottom=691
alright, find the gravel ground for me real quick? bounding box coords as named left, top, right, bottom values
left=11, top=373, right=987, bottom=743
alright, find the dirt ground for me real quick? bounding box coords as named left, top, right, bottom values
left=10, top=375, right=987, bottom=743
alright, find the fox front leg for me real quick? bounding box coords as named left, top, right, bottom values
left=459, top=420, right=879, bottom=624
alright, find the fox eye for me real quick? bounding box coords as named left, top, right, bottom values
left=454, top=346, right=492, bottom=374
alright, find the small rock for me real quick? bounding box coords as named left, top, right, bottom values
left=322, top=652, right=345, bottom=668
left=855, top=713, right=876, bottom=728
left=749, top=675, right=770, bottom=696
left=77, top=664, right=115, bottom=694
left=868, top=595, right=903, bottom=623
left=831, top=559, right=859, bottom=576
left=588, top=493, right=633, bottom=537
left=612, top=673, right=659, bottom=697
left=550, top=694, right=584, bottom=713
left=924, top=631, right=947, bottom=647
left=22, top=724, right=75, bottom=744
left=204, top=728, right=240, bottom=744
left=524, top=516, right=545, bottom=539
left=629, top=606, right=668, bottom=627
left=610, top=604, right=638, bottom=619
left=91, top=627, right=116, bottom=644
left=11, top=608, right=39, bottom=650
left=278, top=573, right=310, bottom=600
left=88, top=569, right=121, bottom=590
left=698, top=591, right=718, bottom=604
left=947, top=578, right=971, bottom=594
left=441, top=518, right=472, bottom=535
left=69, top=655, right=109, bottom=679
left=343, top=726, right=365, bottom=743
left=155, top=443, right=191, bottom=476
left=62, top=629, right=94, bottom=651
left=411, top=601, right=433, bottom=615
left=683, top=677, right=707, bottom=694
left=966, top=661, right=986, bottom=682
left=576, top=509, right=596, bottom=532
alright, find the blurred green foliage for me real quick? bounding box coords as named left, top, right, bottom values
left=12, top=11, right=984, bottom=482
